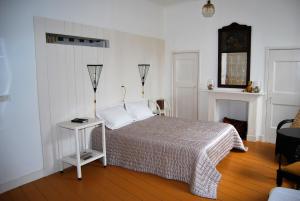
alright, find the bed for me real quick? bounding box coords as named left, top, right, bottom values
left=92, top=115, right=246, bottom=199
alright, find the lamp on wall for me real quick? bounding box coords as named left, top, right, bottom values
left=202, top=0, right=215, bottom=17
left=138, top=64, right=150, bottom=98
left=87, top=64, right=103, bottom=117
left=121, top=85, right=127, bottom=103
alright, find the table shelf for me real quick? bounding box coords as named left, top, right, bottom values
left=62, top=149, right=105, bottom=167
left=57, top=118, right=106, bottom=179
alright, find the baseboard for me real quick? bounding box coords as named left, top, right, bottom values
left=0, top=163, right=74, bottom=194
left=247, top=134, right=264, bottom=142
left=256, top=135, right=265, bottom=142
left=263, top=135, right=276, bottom=144
left=0, top=169, right=44, bottom=193
left=42, top=167, right=58, bottom=177
left=42, top=164, right=71, bottom=177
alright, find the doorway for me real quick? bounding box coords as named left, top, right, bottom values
left=172, top=52, right=199, bottom=120
left=265, top=48, right=300, bottom=142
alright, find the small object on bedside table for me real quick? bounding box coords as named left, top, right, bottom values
left=71, top=118, right=88, bottom=123
left=57, top=118, right=106, bottom=180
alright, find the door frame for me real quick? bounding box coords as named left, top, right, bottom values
left=264, top=47, right=300, bottom=142
left=171, top=50, right=200, bottom=119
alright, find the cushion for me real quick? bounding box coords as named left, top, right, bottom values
left=223, top=117, right=247, bottom=140
left=282, top=161, right=300, bottom=176
left=291, top=110, right=300, bottom=128
left=96, top=105, right=134, bottom=130
left=125, top=100, right=154, bottom=121
left=268, top=187, right=300, bottom=201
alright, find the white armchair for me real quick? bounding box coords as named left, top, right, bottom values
left=268, top=187, right=300, bottom=201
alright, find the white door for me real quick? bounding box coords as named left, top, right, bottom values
left=173, top=52, right=199, bottom=120
left=266, top=49, right=300, bottom=143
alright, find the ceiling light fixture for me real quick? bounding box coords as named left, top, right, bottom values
left=202, top=0, right=215, bottom=17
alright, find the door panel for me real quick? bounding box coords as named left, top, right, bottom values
left=173, top=52, right=199, bottom=120
left=176, top=87, right=197, bottom=119
left=266, top=49, right=300, bottom=143
left=274, top=62, right=300, bottom=93
left=176, top=60, right=196, bottom=84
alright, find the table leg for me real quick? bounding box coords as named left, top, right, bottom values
left=75, top=129, right=82, bottom=180
left=83, top=128, right=87, bottom=151
left=58, top=127, right=64, bottom=173
left=102, top=123, right=107, bottom=167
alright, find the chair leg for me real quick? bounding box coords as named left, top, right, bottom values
left=276, top=170, right=283, bottom=186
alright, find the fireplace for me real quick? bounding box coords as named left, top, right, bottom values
left=207, top=89, right=264, bottom=141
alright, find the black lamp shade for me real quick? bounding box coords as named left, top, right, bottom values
left=138, top=64, right=150, bottom=86
left=87, top=64, right=103, bottom=92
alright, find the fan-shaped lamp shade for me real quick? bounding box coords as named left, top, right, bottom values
left=138, top=64, right=150, bottom=98
left=87, top=64, right=103, bottom=92
left=87, top=64, right=103, bottom=117
left=138, top=64, right=150, bottom=86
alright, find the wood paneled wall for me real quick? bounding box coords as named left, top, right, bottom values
left=34, top=17, right=165, bottom=175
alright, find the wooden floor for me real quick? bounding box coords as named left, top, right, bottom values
left=0, top=141, right=292, bottom=201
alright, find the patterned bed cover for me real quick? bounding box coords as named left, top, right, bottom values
left=92, top=116, right=246, bottom=199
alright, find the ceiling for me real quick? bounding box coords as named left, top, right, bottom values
left=147, top=0, right=198, bottom=6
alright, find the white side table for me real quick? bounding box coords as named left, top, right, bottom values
left=57, top=118, right=106, bottom=180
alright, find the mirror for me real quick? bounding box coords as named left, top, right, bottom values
left=218, top=23, right=251, bottom=88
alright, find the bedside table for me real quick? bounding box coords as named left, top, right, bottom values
left=57, top=118, right=106, bottom=180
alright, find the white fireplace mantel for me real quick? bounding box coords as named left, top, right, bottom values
left=206, top=89, right=264, bottom=141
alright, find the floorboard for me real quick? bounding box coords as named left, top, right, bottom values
left=0, top=141, right=294, bottom=201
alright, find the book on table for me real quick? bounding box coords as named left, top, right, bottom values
left=71, top=118, right=88, bottom=123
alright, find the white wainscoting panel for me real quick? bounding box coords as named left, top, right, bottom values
left=34, top=17, right=165, bottom=175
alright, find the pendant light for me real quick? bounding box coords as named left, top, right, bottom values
left=202, top=0, right=215, bottom=17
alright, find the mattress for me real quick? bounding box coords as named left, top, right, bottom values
left=92, top=116, right=246, bottom=199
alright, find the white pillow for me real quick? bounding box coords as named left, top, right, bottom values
left=96, top=105, right=134, bottom=129
left=125, top=101, right=154, bottom=121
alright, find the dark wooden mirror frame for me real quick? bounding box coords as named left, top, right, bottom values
left=218, top=22, right=251, bottom=88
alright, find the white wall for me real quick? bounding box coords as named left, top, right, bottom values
left=163, top=0, right=300, bottom=122
left=0, top=0, right=163, bottom=191
left=2, top=0, right=299, bottom=192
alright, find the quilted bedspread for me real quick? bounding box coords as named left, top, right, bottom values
left=92, top=116, right=246, bottom=199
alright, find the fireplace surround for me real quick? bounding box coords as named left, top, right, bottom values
left=207, top=89, right=264, bottom=141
